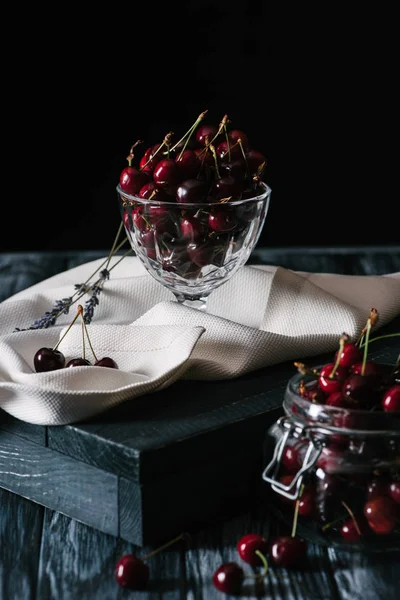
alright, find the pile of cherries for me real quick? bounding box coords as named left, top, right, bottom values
left=33, top=305, right=118, bottom=372
left=118, top=111, right=268, bottom=276
left=270, top=308, right=400, bottom=547
left=213, top=531, right=307, bottom=595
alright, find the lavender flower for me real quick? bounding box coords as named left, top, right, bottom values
left=13, top=297, right=72, bottom=332
left=83, top=269, right=110, bottom=324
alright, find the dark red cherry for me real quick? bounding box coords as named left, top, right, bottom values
left=325, top=391, right=353, bottom=408
left=212, top=562, right=244, bottom=595
left=388, top=481, right=400, bottom=504
left=219, top=159, right=247, bottom=181
left=196, top=124, right=218, bottom=147
left=269, top=536, right=307, bottom=568
left=364, top=495, right=398, bottom=534
left=34, top=347, right=66, bottom=372
left=228, top=129, right=250, bottom=150
left=213, top=175, right=244, bottom=200
left=194, top=146, right=215, bottom=167
left=245, top=149, right=267, bottom=173
left=153, top=158, right=182, bottom=192
left=340, top=516, right=368, bottom=543
left=318, top=363, right=348, bottom=394
left=296, top=487, right=316, bottom=518
left=115, top=554, right=149, bottom=590
left=349, top=361, right=383, bottom=379
left=382, top=385, right=400, bottom=411
left=66, top=358, right=91, bottom=367
left=281, top=442, right=303, bottom=473
left=237, top=533, right=268, bottom=566
left=180, top=215, right=206, bottom=241
left=175, top=149, right=200, bottom=179
left=139, top=182, right=169, bottom=202
left=209, top=207, right=238, bottom=233
left=334, top=342, right=362, bottom=367
left=139, top=143, right=163, bottom=174
left=176, top=179, right=209, bottom=204
left=119, top=166, right=149, bottom=196
left=216, top=139, right=243, bottom=161
left=95, top=357, right=119, bottom=369
left=342, top=373, right=377, bottom=406
left=131, top=206, right=148, bottom=232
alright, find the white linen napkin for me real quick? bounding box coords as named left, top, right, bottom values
left=0, top=256, right=399, bottom=426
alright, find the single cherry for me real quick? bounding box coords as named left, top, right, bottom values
left=228, top=129, right=250, bottom=150
left=196, top=124, right=219, bottom=147
left=212, top=562, right=244, bottom=595
left=388, top=481, right=400, bottom=504
left=34, top=347, right=65, bottom=373
left=119, top=166, right=148, bottom=196
left=115, top=554, right=149, bottom=590
left=281, top=443, right=303, bottom=473
left=175, top=149, right=200, bottom=179
left=66, top=358, right=91, bottom=367
left=153, top=158, right=182, bottom=192
left=269, top=536, right=307, bottom=568
left=364, top=495, right=398, bottom=534
left=318, top=363, right=348, bottom=394
left=334, top=342, right=362, bottom=367
left=209, top=207, right=238, bottom=232
left=176, top=179, right=209, bottom=204
left=237, top=533, right=268, bottom=566
left=95, top=357, right=119, bottom=369
left=382, top=385, right=400, bottom=411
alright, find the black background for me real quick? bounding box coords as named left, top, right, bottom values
left=2, top=2, right=398, bottom=252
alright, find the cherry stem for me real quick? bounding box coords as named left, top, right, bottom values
left=53, top=306, right=83, bottom=351
left=361, top=318, right=372, bottom=376
left=294, top=362, right=320, bottom=377
left=175, top=110, right=208, bottom=160
left=238, top=138, right=253, bottom=182
left=223, top=125, right=231, bottom=162
left=291, top=483, right=304, bottom=537
left=329, top=334, right=347, bottom=379
left=106, top=221, right=124, bottom=271
left=81, top=312, right=86, bottom=360
left=254, top=550, right=269, bottom=577
left=209, top=144, right=221, bottom=179
left=321, top=514, right=347, bottom=532
left=140, top=141, right=165, bottom=171
left=80, top=312, right=98, bottom=363
left=359, top=333, right=400, bottom=348
left=126, top=141, right=143, bottom=166
left=341, top=501, right=361, bottom=535
left=141, top=533, right=186, bottom=561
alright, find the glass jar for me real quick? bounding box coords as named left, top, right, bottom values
left=262, top=365, right=400, bottom=552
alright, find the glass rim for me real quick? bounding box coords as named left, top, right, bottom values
left=116, top=181, right=271, bottom=208
left=284, top=366, right=400, bottom=433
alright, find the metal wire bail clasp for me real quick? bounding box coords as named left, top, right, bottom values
left=261, top=416, right=322, bottom=500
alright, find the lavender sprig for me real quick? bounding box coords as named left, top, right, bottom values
left=13, top=221, right=131, bottom=332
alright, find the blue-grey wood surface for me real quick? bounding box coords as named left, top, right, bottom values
left=1, top=247, right=400, bottom=599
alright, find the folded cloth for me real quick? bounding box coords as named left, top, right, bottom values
left=0, top=256, right=399, bottom=426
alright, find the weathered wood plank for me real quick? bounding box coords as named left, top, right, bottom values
left=0, top=488, right=43, bottom=600
left=0, top=410, right=46, bottom=445
left=36, top=509, right=186, bottom=600
left=327, top=546, right=400, bottom=600
left=0, top=430, right=119, bottom=537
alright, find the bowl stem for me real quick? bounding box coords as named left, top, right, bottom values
left=173, top=292, right=209, bottom=312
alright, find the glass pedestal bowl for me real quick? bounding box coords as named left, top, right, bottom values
left=117, top=182, right=272, bottom=311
